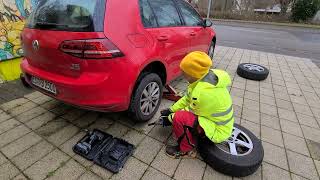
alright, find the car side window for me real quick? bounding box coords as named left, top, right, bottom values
left=148, top=0, right=182, bottom=27
left=139, top=0, right=158, bottom=28
left=176, top=0, right=203, bottom=26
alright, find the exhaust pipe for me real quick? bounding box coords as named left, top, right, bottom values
left=20, top=74, right=31, bottom=88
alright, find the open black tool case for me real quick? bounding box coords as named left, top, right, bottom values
left=73, top=129, right=134, bottom=173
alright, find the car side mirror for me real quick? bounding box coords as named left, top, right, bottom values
left=203, top=19, right=213, bottom=28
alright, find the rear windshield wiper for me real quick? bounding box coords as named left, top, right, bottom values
left=35, top=22, right=70, bottom=28
left=35, top=22, right=91, bottom=30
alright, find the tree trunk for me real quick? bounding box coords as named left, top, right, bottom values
left=280, top=6, right=288, bottom=14
left=280, top=0, right=291, bottom=15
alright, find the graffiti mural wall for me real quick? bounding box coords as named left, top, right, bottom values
left=0, top=0, right=37, bottom=60
left=0, top=0, right=37, bottom=81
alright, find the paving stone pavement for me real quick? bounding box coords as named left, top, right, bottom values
left=1, top=46, right=320, bottom=180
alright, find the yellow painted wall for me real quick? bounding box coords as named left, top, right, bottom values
left=0, top=58, right=22, bottom=81
left=0, top=0, right=36, bottom=82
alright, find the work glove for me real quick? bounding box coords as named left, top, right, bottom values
left=159, top=115, right=172, bottom=127
left=148, top=115, right=172, bottom=127
left=161, top=108, right=172, bottom=116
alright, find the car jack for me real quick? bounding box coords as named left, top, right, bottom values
left=163, top=85, right=182, bottom=102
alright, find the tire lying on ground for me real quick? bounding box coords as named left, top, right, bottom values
left=198, top=124, right=264, bottom=177
left=237, top=63, right=269, bottom=81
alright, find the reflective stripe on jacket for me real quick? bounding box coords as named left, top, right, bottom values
left=170, top=69, right=234, bottom=143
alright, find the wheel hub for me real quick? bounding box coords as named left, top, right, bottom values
left=139, top=82, right=160, bottom=116
left=243, top=64, right=264, bottom=72
left=216, top=127, right=254, bottom=156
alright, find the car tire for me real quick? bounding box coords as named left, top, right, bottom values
left=129, top=73, right=163, bottom=122
left=237, top=63, right=269, bottom=81
left=20, top=74, right=31, bottom=88
left=198, top=124, right=264, bottom=177
left=208, top=40, right=215, bottom=60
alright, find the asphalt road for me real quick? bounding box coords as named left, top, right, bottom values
left=213, top=21, right=320, bottom=65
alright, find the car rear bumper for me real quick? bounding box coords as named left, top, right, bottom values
left=21, top=58, right=130, bottom=112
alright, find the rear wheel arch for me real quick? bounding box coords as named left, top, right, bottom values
left=137, top=61, right=167, bottom=85
left=128, top=61, right=167, bottom=121
left=129, top=60, right=167, bottom=108
left=212, top=36, right=216, bottom=44
left=208, top=36, right=216, bottom=60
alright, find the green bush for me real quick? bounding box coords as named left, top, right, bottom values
left=291, top=0, right=320, bottom=22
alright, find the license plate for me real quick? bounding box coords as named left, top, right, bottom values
left=31, top=76, right=57, bottom=94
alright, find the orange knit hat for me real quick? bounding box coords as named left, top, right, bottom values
left=180, top=51, right=213, bottom=79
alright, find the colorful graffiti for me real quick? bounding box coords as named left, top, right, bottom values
left=0, top=0, right=38, bottom=61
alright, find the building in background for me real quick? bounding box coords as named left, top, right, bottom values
left=254, top=4, right=281, bottom=14
left=0, top=0, right=37, bottom=82
left=194, top=0, right=285, bottom=16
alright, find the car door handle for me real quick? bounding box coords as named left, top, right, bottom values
left=190, top=32, right=196, bottom=36
left=157, top=35, right=169, bottom=41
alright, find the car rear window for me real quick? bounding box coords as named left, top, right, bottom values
left=26, top=0, right=106, bottom=32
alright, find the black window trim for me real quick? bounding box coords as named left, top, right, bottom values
left=146, top=0, right=160, bottom=27
left=173, top=0, right=186, bottom=26
left=139, top=0, right=185, bottom=29
left=173, top=0, right=204, bottom=27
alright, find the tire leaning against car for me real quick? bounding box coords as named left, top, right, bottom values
left=197, top=124, right=264, bottom=177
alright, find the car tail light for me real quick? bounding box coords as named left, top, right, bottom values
left=59, top=38, right=124, bottom=59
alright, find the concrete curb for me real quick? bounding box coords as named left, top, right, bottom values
left=212, top=18, right=320, bottom=29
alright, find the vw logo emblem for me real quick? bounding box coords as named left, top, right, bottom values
left=32, top=40, right=40, bottom=51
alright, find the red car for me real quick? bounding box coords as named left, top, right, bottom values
left=21, top=0, right=216, bottom=121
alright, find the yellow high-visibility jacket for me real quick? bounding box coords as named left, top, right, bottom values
left=170, top=69, right=234, bottom=143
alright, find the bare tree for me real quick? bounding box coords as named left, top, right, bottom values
left=237, top=0, right=255, bottom=11
left=233, top=0, right=241, bottom=10
left=254, top=0, right=276, bottom=9
left=278, top=0, right=293, bottom=14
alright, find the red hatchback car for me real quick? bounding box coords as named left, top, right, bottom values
left=21, top=0, right=216, bottom=121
